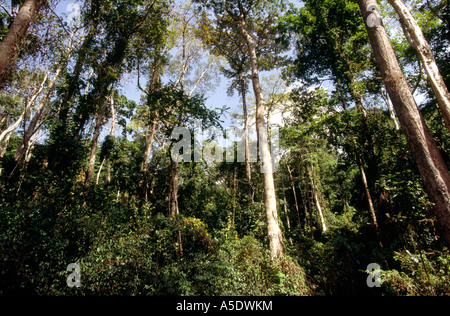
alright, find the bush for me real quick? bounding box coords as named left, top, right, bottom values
left=212, top=236, right=311, bottom=296
left=380, top=249, right=450, bottom=296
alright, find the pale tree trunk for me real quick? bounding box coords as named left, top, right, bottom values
left=95, top=158, right=106, bottom=186
left=14, top=28, right=78, bottom=164
left=313, top=189, right=327, bottom=233
left=358, top=0, right=450, bottom=247
left=388, top=0, right=450, bottom=133
left=381, top=87, right=401, bottom=130
left=310, top=164, right=327, bottom=233
left=235, top=15, right=284, bottom=259
left=142, top=121, right=158, bottom=173
left=0, top=0, right=46, bottom=87
left=15, top=66, right=62, bottom=163
left=0, top=71, right=48, bottom=158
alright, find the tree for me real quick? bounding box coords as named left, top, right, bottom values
left=198, top=11, right=254, bottom=198
left=195, top=0, right=288, bottom=259
left=357, top=0, right=450, bottom=247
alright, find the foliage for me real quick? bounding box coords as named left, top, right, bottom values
left=380, top=249, right=450, bottom=296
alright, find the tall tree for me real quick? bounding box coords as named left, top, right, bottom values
left=198, top=12, right=254, bottom=198
left=357, top=0, right=450, bottom=246
left=196, top=0, right=288, bottom=259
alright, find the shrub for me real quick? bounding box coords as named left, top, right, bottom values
left=380, top=249, right=450, bottom=296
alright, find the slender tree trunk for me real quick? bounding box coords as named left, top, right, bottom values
left=85, top=98, right=106, bottom=187
left=287, top=163, right=302, bottom=235
left=96, top=158, right=106, bottom=185
left=169, top=156, right=180, bottom=217
left=310, top=164, right=327, bottom=233
left=0, top=71, right=48, bottom=157
left=232, top=166, right=237, bottom=228
left=142, top=121, right=158, bottom=173
left=357, top=155, right=384, bottom=248
left=15, top=65, right=62, bottom=163
left=388, top=0, right=450, bottom=133
left=236, top=15, right=283, bottom=259
left=358, top=0, right=450, bottom=247
left=341, top=61, right=383, bottom=241
left=381, top=87, right=401, bottom=130
left=96, top=95, right=116, bottom=185
left=0, top=0, right=45, bottom=87
left=240, top=71, right=253, bottom=199
left=106, top=95, right=116, bottom=184
left=141, top=57, right=162, bottom=173
left=282, top=186, right=291, bottom=231
left=313, top=189, right=327, bottom=232
left=304, top=164, right=315, bottom=239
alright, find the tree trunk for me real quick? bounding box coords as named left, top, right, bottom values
left=15, top=65, right=62, bottom=163
left=169, top=156, right=180, bottom=217
left=240, top=71, right=253, bottom=199
left=0, top=71, right=48, bottom=157
left=304, top=164, right=315, bottom=239
left=141, top=55, right=162, bottom=174
left=236, top=15, right=284, bottom=259
left=381, top=87, right=401, bottom=130
left=0, top=0, right=45, bottom=87
left=358, top=157, right=379, bottom=229
left=310, top=164, right=327, bottom=233
left=282, top=186, right=291, bottom=232
left=85, top=98, right=106, bottom=186
left=388, top=0, right=450, bottom=133
left=96, top=158, right=106, bottom=185
left=358, top=0, right=450, bottom=247
left=96, top=95, right=116, bottom=186
left=287, top=163, right=302, bottom=235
